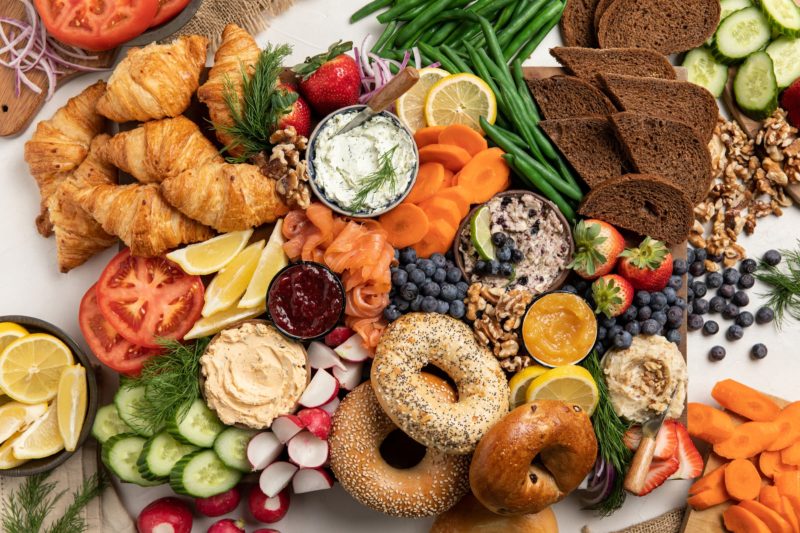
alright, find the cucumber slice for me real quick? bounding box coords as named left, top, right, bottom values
left=213, top=427, right=258, bottom=472
left=114, top=385, right=155, bottom=437
left=92, top=404, right=132, bottom=443
left=760, top=0, right=800, bottom=37
left=708, top=0, right=754, bottom=44
left=169, top=449, right=242, bottom=498
left=683, top=47, right=729, bottom=97
left=711, top=7, right=772, bottom=63
left=137, top=431, right=198, bottom=481
left=766, top=37, right=800, bottom=88
left=167, top=398, right=224, bottom=448
left=101, top=433, right=163, bottom=487
left=734, top=51, right=779, bottom=119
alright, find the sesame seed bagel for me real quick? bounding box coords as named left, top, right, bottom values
left=329, top=376, right=470, bottom=517
left=371, top=312, right=509, bottom=455
left=469, top=400, right=598, bottom=515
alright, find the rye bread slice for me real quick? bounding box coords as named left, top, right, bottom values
left=594, top=0, right=616, bottom=33
left=540, top=117, right=628, bottom=189
left=561, top=0, right=603, bottom=47
left=550, top=47, right=676, bottom=86
left=578, top=173, right=693, bottom=244
left=528, top=76, right=617, bottom=120
left=597, top=0, right=720, bottom=55
left=599, top=74, right=719, bottom=142
left=609, top=112, right=712, bottom=205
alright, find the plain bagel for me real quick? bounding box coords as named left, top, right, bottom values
left=430, top=494, right=559, bottom=533
left=370, top=312, right=509, bottom=455
left=469, top=400, right=597, bottom=515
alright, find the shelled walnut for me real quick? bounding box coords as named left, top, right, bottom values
left=464, top=282, right=533, bottom=364
left=255, top=126, right=311, bottom=209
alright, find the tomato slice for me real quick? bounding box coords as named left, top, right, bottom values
left=95, top=249, right=204, bottom=348
left=34, top=0, right=159, bottom=52
left=79, top=284, right=162, bottom=376
left=150, top=0, right=191, bottom=27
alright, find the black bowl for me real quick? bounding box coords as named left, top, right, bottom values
left=124, top=0, right=204, bottom=48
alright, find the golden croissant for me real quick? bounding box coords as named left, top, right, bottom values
left=197, top=24, right=260, bottom=157
left=161, top=161, right=288, bottom=232
left=24, top=80, right=107, bottom=237
left=73, top=182, right=215, bottom=257
left=101, top=116, right=222, bottom=183
left=96, top=35, right=208, bottom=123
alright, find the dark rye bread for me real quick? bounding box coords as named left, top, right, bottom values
left=578, top=174, right=693, bottom=244
left=540, top=117, right=628, bottom=189
left=550, top=47, right=676, bottom=87
left=609, top=112, right=712, bottom=205
left=597, top=0, right=720, bottom=55
left=594, top=0, right=616, bottom=33
left=561, top=0, right=603, bottom=47
left=528, top=76, right=617, bottom=120
left=599, top=74, right=719, bottom=142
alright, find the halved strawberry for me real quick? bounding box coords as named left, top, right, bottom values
left=637, top=455, right=680, bottom=496
left=623, top=420, right=678, bottom=460
left=669, top=421, right=704, bottom=480
left=782, top=79, right=800, bottom=129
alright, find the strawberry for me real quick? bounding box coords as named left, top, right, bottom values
left=591, top=274, right=634, bottom=318
left=277, top=82, right=312, bottom=138
left=623, top=420, right=678, bottom=460
left=568, top=219, right=626, bottom=280
left=292, top=41, right=361, bottom=116
left=782, top=78, right=800, bottom=129
left=617, top=237, right=674, bottom=291
left=637, top=454, right=680, bottom=496
left=669, top=422, right=704, bottom=480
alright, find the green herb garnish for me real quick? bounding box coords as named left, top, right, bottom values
left=755, top=243, right=800, bottom=329
left=347, top=145, right=399, bottom=213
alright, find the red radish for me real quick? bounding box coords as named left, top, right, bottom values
left=287, top=431, right=329, bottom=468
left=247, top=432, right=284, bottom=471
left=332, top=360, right=363, bottom=390
left=319, top=396, right=340, bottom=416
left=194, top=487, right=241, bottom=517
left=249, top=486, right=290, bottom=523
left=324, top=326, right=354, bottom=347
left=307, top=341, right=346, bottom=371
left=271, top=415, right=305, bottom=444
left=299, top=370, right=339, bottom=408
left=260, top=461, right=299, bottom=498
left=137, top=497, right=193, bottom=533
left=292, top=467, right=334, bottom=494
left=297, top=408, right=332, bottom=440
left=334, top=334, right=370, bottom=363
left=207, top=519, right=245, bottom=533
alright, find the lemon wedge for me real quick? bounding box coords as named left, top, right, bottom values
left=0, top=334, right=74, bottom=404
left=0, top=431, right=27, bottom=469
left=424, top=73, right=497, bottom=132
left=0, top=401, right=47, bottom=444
left=239, top=220, right=288, bottom=310
left=508, top=365, right=551, bottom=409
left=395, top=67, right=451, bottom=132
left=167, top=229, right=254, bottom=275
left=0, top=322, right=27, bottom=355
left=57, top=366, right=88, bottom=452
left=185, top=301, right=267, bottom=340
left=13, top=400, right=64, bottom=460
left=202, top=240, right=266, bottom=317
left=525, top=365, right=599, bottom=416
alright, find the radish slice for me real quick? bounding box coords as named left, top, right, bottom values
left=292, top=467, right=334, bottom=494
left=248, top=486, right=290, bottom=524
left=299, top=370, right=339, bottom=408
left=247, top=432, right=283, bottom=471
left=318, top=397, right=340, bottom=417
left=297, top=408, right=331, bottom=440
left=271, top=415, right=304, bottom=444
left=334, top=334, right=370, bottom=363
left=287, top=431, right=329, bottom=468
left=307, top=341, right=346, bottom=371
left=332, top=360, right=363, bottom=391
left=259, top=461, right=298, bottom=498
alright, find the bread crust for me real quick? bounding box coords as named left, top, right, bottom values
left=431, top=494, right=559, bottom=533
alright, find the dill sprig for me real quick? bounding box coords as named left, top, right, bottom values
left=755, top=243, right=800, bottom=329
left=47, top=472, right=108, bottom=533
left=347, top=145, right=399, bottom=213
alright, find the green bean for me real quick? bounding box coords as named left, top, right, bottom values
left=477, top=16, right=511, bottom=83
left=393, top=0, right=452, bottom=44
left=504, top=154, right=576, bottom=220
left=473, top=0, right=517, bottom=16
left=372, top=20, right=399, bottom=54
left=493, top=3, right=515, bottom=32
left=502, top=2, right=562, bottom=60
left=512, top=1, right=564, bottom=62
left=497, top=0, right=548, bottom=49
left=377, top=0, right=427, bottom=23
left=441, top=44, right=472, bottom=73
left=427, top=21, right=458, bottom=45
left=350, top=0, right=394, bottom=23
left=417, top=42, right=459, bottom=73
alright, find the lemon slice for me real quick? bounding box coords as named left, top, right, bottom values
left=0, top=322, right=28, bottom=355
left=0, top=334, right=74, bottom=404
left=202, top=240, right=266, bottom=317
left=525, top=365, right=600, bottom=416
left=13, top=400, right=65, bottom=460
left=0, top=401, right=47, bottom=444
left=185, top=301, right=267, bottom=340
left=508, top=365, right=550, bottom=409
left=396, top=67, right=451, bottom=132
left=239, top=220, right=288, bottom=309
left=0, top=431, right=27, bottom=469
left=424, top=73, right=497, bottom=132
left=167, top=229, right=254, bottom=275
left=57, top=366, right=87, bottom=452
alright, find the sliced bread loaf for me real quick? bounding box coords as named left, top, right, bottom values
left=561, top=0, right=603, bottom=47
left=597, top=0, right=720, bottom=54
left=594, top=0, right=616, bottom=33
left=550, top=47, right=676, bottom=86
left=540, top=117, right=628, bottom=189
left=609, top=112, right=712, bottom=205
left=599, top=74, right=719, bottom=142
left=528, top=76, right=617, bottom=120
left=578, top=173, right=693, bottom=244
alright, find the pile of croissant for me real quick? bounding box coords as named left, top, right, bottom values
left=24, top=25, right=286, bottom=273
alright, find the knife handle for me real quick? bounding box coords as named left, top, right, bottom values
left=624, top=435, right=658, bottom=495
left=368, top=67, right=420, bottom=113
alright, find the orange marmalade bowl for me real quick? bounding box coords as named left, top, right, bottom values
left=522, top=292, right=598, bottom=367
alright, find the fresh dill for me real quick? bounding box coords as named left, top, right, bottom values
left=347, top=145, right=399, bottom=213
left=755, top=243, right=800, bottom=329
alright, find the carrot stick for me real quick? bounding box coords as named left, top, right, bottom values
left=712, top=379, right=782, bottom=422
left=378, top=203, right=430, bottom=249
left=418, top=144, right=473, bottom=172
left=418, top=196, right=462, bottom=229
left=761, top=485, right=783, bottom=510
left=690, top=464, right=727, bottom=496
left=777, top=471, right=800, bottom=499
left=770, top=403, right=800, bottom=452
left=687, top=485, right=731, bottom=510
left=738, top=500, right=793, bottom=533
left=435, top=187, right=472, bottom=218
left=783, top=442, right=800, bottom=467
left=760, top=450, right=799, bottom=479
left=725, top=459, right=763, bottom=501
left=412, top=219, right=457, bottom=258
left=723, top=505, right=772, bottom=533
left=714, top=421, right=781, bottom=459
left=688, top=402, right=736, bottom=444
left=438, top=124, right=488, bottom=156
left=406, top=162, right=446, bottom=204
left=781, top=496, right=800, bottom=533
left=414, top=126, right=447, bottom=148
left=455, top=147, right=511, bottom=203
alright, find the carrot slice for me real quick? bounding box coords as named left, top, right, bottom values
left=762, top=485, right=783, bottom=509
left=761, top=450, right=799, bottom=479
left=378, top=203, right=430, bottom=249
left=688, top=402, right=736, bottom=444
left=414, top=126, right=447, bottom=148
left=714, top=421, right=782, bottom=459
left=777, top=472, right=800, bottom=498
left=455, top=147, right=511, bottom=204
left=441, top=168, right=456, bottom=188
left=712, top=379, right=782, bottom=422
left=690, top=464, right=727, bottom=495
left=435, top=187, right=472, bottom=218
left=782, top=496, right=800, bottom=533
left=438, top=124, right=488, bottom=156
left=418, top=196, right=462, bottom=230
left=725, top=459, right=763, bottom=501
left=739, top=500, right=793, bottom=533
left=412, top=219, right=457, bottom=258
left=770, top=403, right=800, bottom=452
left=784, top=443, right=800, bottom=467
left=406, top=162, right=446, bottom=205
left=687, top=485, right=731, bottom=510
left=418, top=144, right=472, bottom=172
left=724, top=505, right=772, bottom=533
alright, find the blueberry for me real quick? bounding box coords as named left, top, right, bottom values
left=756, top=307, right=775, bottom=324
left=487, top=260, right=500, bottom=275
left=394, top=297, right=410, bottom=312
left=491, top=232, right=507, bottom=247
left=694, top=248, right=708, bottom=262
left=456, top=281, right=469, bottom=293
left=562, top=284, right=578, bottom=295
left=732, top=291, right=749, bottom=307
left=436, top=300, right=450, bottom=314
left=642, top=319, right=660, bottom=335
left=666, top=329, right=681, bottom=344
left=667, top=306, right=684, bottom=326
left=740, top=258, right=758, bottom=274
left=446, top=267, right=463, bottom=284
left=703, top=320, right=719, bottom=335
left=691, top=281, right=707, bottom=298
left=391, top=268, right=408, bottom=287
left=652, top=311, right=668, bottom=326
left=709, top=253, right=724, bottom=264
left=440, top=283, right=458, bottom=302
left=613, top=331, right=633, bottom=349
left=431, top=253, right=447, bottom=268
left=404, top=263, right=417, bottom=273
left=418, top=259, right=436, bottom=277
left=448, top=300, right=466, bottom=319
left=601, top=316, right=617, bottom=329
left=433, top=268, right=447, bottom=283
left=575, top=280, right=589, bottom=294
left=687, top=303, right=694, bottom=315
left=621, top=306, right=638, bottom=323
left=496, top=246, right=512, bottom=262
left=751, top=343, right=768, bottom=360
left=662, top=287, right=677, bottom=304
left=726, top=324, right=744, bottom=341
left=409, top=295, right=423, bottom=312
left=687, top=288, right=695, bottom=303
left=624, top=321, right=641, bottom=335
left=689, top=261, right=706, bottom=276
left=608, top=325, right=623, bottom=339
left=383, top=305, right=401, bottom=321
left=764, top=249, right=782, bottom=266
left=688, top=314, right=704, bottom=331
left=597, top=326, right=607, bottom=340
left=422, top=281, right=441, bottom=297
left=420, top=296, right=438, bottom=313
left=399, top=247, right=416, bottom=265
left=445, top=249, right=454, bottom=262
left=737, top=273, right=755, bottom=289
left=709, top=346, right=726, bottom=361
left=709, top=296, right=726, bottom=313
left=688, top=273, right=695, bottom=286
left=736, top=311, right=754, bottom=328
left=637, top=306, right=653, bottom=321
left=706, top=272, right=723, bottom=288
left=687, top=248, right=696, bottom=264
left=672, top=259, right=688, bottom=275
left=651, top=292, right=668, bottom=311
left=718, top=284, right=735, bottom=299
left=722, top=304, right=740, bottom=320
left=410, top=268, right=426, bottom=285
left=499, top=263, right=514, bottom=277
left=400, top=282, right=418, bottom=301
left=722, top=268, right=740, bottom=285
left=511, top=248, right=524, bottom=263
left=675, top=297, right=687, bottom=309
left=693, top=298, right=710, bottom=315
left=594, top=341, right=606, bottom=356
left=668, top=275, right=683, bottom=290
left=635, top=291, right=652, bottom=307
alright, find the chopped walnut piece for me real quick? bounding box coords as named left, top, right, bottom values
left=500, top=354, right=534, bottom=373
left=256, top=126, right=312, bottom=209
left=465, top=283, right=532, bottom=363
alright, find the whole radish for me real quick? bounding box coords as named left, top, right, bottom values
left=207, top=518, right=245, bottom=533
left=249, top=486, right=290, bottom=523
left=137, top=497, right=193, bottom=533
left=195, top=487, right=241, bottom=517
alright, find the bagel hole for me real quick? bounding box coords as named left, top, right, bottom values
left=380, top=430, right=427, bottom=469
left=421, top=364, right=459, bottom=401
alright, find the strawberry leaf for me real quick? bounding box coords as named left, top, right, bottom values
left=293, top=40, right=353, bottom=79
left=619, top=237, right=668, bottom=270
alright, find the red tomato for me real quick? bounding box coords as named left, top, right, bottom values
left=34, top=0, right=159, bottom=52
left=79, top=284, right=162, bottom=376
left=95, top=249, right=204, bottom=348
left=150, top=0, right=192, bottom=27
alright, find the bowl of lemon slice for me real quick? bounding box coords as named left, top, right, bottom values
left=0, top=316, right=97, bottom=476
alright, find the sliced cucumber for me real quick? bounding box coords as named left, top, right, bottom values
left=734, top=51, right=779, bottom=119
left=213, top=427, right=258, bottom=472
left=683, top=47, right=729, bottom=97
left=766, top=37, right=800, bottom=87
left=760, top=0, right=800, bottom=37
left=167, top=398, right=224, bottom=448
left=114, top=385, right=155, bottom=437
left=92, top=404, right=132, bottom=443
left=708, top=0, right=754, bottom=44
left=101, top=433, right=163, bottom=487
left=169, top=449, right=242, bottom=498
left=137, top=431, right=198, bottom=481
left=711, top=7, right=772, bottom=63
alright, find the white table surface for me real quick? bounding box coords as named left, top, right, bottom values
left=2, top=0, right=799, bottom=531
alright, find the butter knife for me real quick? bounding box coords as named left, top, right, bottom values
left=335, top=67, right=420, bottom=136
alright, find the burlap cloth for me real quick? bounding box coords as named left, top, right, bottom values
left=613, top=507, right=686, bottom=532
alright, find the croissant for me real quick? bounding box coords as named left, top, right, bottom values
left=161, top=161, right=288, bottom=232
left=197, top=24, right=260, bottom=156
left=96, top=35, right=208, bottom=123
left=73, top=182, right=215, bottom=257
left=24, top=80, right=107, bottom=237
left=101, top=116, right=222, bottom=183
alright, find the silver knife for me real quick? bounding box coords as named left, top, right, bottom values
left=335, top=67, right=420, bottom=136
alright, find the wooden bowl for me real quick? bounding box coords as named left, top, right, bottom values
left=0, top=316, right=98, bottom=477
